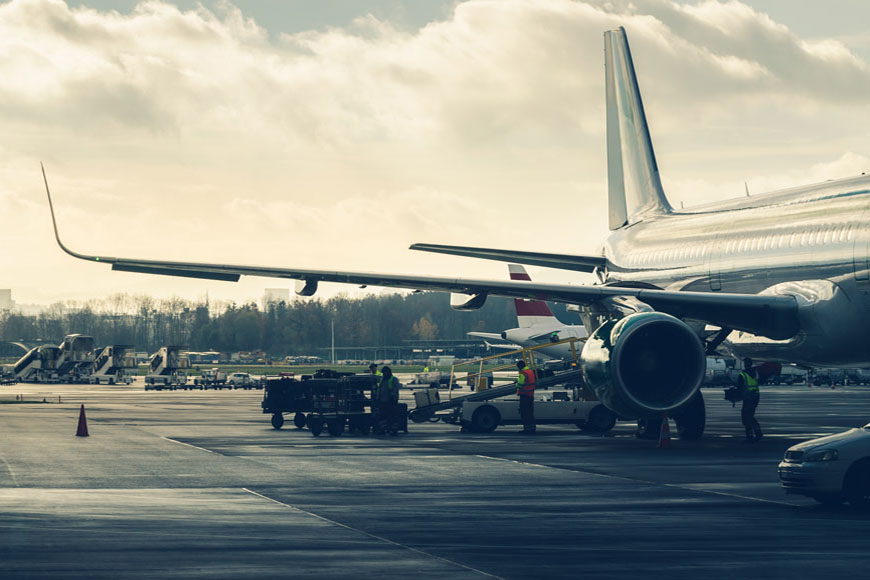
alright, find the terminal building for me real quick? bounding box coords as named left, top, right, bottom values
left=0, top=289, right=12, bottom=311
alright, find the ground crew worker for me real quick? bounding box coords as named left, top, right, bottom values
left=423, top=365, right=430, bottom=373
left=738, top=357, right=763, bottom=443
left=550, top=331, right=559, bottom=342
left=375, top=366, right=401, bottom=434
left=369, top=363, right=382, bottom=377
left=516, top=360, right=536, bottom=434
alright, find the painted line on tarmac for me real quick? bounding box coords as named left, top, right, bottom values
left=242, top=487, right=503, bottom=579
left=0, top=455, right=18, bottom=486
left=471, top=453, right=800, bottom=507
left=161, top=437, right=221, bottom=455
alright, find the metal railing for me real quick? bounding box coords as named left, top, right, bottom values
left=447, top=337, right=583, bottom=400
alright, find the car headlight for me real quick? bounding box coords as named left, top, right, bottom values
left=803, top=449, right=839, bottom=462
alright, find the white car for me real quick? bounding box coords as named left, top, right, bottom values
left=778, top=423, right=870, bottom=507
left=227, top=372, right=256, bottom=389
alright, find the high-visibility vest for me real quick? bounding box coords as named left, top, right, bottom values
left=378, top=376, right=400, bottom=403
left=517, top=367, right=536, bottom=396
left=739, top=371, right=759, bottom=394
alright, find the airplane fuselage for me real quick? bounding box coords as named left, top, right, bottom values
left=602, top=174, right=870, bottom=366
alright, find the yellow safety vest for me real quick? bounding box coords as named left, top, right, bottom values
left=517, top=367, right=536, bottom=396
left=740, top=371, right=759, bottom=394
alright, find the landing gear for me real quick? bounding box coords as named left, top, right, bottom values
left=673, top=391, right=706, bottom=440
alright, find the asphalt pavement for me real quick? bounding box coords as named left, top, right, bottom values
left=0, top=380, right=867, bottom=579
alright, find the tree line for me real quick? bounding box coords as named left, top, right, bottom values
left=0, top=292, right=578, bottom=356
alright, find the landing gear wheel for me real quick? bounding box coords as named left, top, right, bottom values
left=309, top=417, right=324, bottom=437
left=636, top=416, right=662, bottom=440
left=844, top=460, right=870, bottom=509
left=582, top=405, right=617, bottom=433
left=673, top=391, right=706, bottom=440
left=271, top=413, right=284, bottom=430
left=471, top=405, right=500, bottom=433
left=326, top=419, right=344, bottom=437
left=294, top=412, right=306, bottom=429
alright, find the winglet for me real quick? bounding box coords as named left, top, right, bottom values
left=42, top=163, right=103, bottom=262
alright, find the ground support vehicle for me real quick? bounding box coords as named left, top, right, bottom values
left=456, top=393, right=614, bottom=434
left=262, top=373, right=397, bottom=436
left=194, top=368, right=227, bottom=389
left=144, top=346, right=190, bottom=390
left=0, top=368, right=16, bottom=385
left=779, top=422, right=870, bottom=508
left=90, top=345, right=136, bottom=385
left=307, top=374, right=404, bottom=437
left=262, top=375, right=316, bottom=429
left=408, top=366, right=603, bottom=433
left=227, top=372, right=257, bottom=389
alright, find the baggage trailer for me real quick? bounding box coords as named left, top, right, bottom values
left=262, top=372, right=405, bottom=436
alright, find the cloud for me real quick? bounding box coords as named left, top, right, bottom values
left=1, top=0, right=869, bottom=304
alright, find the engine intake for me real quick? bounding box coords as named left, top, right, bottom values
left=581, top=312, right=704, bottom=419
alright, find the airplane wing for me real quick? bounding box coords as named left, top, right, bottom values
left=43, top=167, right=799, bottom=341
left=410, top=243, right=606, bottom=273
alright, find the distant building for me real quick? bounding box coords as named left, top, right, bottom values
left=262, top=288, right=290, bottom=309
left=0, top=289, right=12, bottom=311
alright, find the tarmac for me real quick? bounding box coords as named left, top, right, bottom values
left=0, top=380, right=868, bottom=579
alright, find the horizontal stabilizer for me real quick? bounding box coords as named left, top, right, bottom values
left=410, top=243, right=605, bottom=273
left=468, top=331, right=504, bottom=340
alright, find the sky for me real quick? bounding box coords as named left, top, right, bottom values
left=2, top=0, right=870, bottom=308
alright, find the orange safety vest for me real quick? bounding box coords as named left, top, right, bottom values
left=517, top=367, right=536, bottom=396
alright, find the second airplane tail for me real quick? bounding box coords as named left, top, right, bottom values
left=509, top=264, right=558, bottom=328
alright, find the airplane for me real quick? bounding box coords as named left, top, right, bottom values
left=43, top=26, right=870, bottom=440
left=468, top=264, right=588, bottom=359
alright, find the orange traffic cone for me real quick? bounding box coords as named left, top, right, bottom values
left=657, top=413, right=671, bottom=448
left=75, top=404, right=89, bottom=437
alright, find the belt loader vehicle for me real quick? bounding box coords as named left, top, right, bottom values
left=90, top=345, right=136, bottom=385
left=455, top=390, right=616, bottom=434
left=144, top=346, right=190, bottom=390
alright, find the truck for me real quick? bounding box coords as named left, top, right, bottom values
left=0, top=365, right=16, bottom=385
left=90, top=345, right=137, bottom=385
left=193, top=368, right=228, bottom=389
left=144, top=346, right=190, bottom=390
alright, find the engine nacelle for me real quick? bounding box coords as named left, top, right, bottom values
left=581, top=312, right=705, bottom=419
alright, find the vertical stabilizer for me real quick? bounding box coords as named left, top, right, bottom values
left=509, top=265, right=557, bottom=328
left=604, top=27, right=671, bottom=230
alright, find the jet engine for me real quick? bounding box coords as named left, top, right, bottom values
left=581, top=312, right=705, bottom=419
